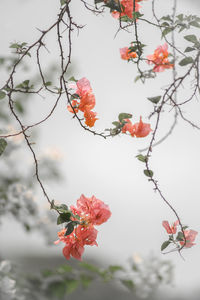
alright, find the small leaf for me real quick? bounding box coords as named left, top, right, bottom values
left=176, top=231, right=184, bottom=241
left=190, top=21, right=200, bottom=28
left=143, top=169, right=153, bottom=177
left=108, top=265, right=123, bottom=274
left=112, top=121, right=120, bottom=127
left=161, top=240, right=171, bottom=251
left=121, top=279, right=134, bottom=290
left=10, top=43, right=20, bottom=49
left=64, top=222, right=74, bottom=236
left=184, top=34, right=198, bottom=43
left=66, top=280, right=79, bottom=294
left=57, top=212, right=71, bottom=225
left=147, top=96, right=161, bottom=104
left=136, top=154, right=147, bottom=163
left=179, top=57, right=194, bottom=66
left=0, top=139, right=7, bottom=156
left=57, top=265, right=73, bottom=274
left=80, top=262, right=101, bottom=274
left=68, top=76, right=78, bottom=82
left=162, top=27, right=173, bottom=37
left=184, top=47, right=195, bottom=53
left=118, top=113, right=132, bottom=122
left=45, top=81, right=52, bottom=86
left=60, top=0, right=66, bottom=5
left=0, top=91, right=6, bottom=100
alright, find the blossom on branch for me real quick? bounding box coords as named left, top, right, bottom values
left=120, top=47, right=137, bottom=60
left=179, top=230, right=198, bottom=248
left=55, top=195, right=111, bottom=260
left=121, top=117, right=152, bottom=138
left=162, top=220, right=179, bottom=235
left=111, top=0, right=141, bottom=19
left=67, top=77, right=98, bottom=128
left=147, top=43, right=174, bottom=72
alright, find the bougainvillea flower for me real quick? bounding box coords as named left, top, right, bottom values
left=147, top=43, right=174, bottom=72
left=112, top=0, right=140, bottom=19
left=62, top=237, right=85, bottom=260
left=76, top=77, right=92, bottom=97
left=67, top=99, right=79, bottom=113
left=120, top=47, right=137, bottom=60
left=79, top=92, right=96, bottom=112
left=76, top=225, right=98, bottom=246
left=162, top=220, right=179, bottom=235
left=76, top=194, right=111, bottom=226
left=121, top=119, right=135, bottom=136
left=179, top=230, right=198, bottom=248
left=133, top=116, right=152, bottom=138
left=84, top=109, right=98, bottom=127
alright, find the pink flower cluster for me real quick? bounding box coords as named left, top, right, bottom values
left=111, top=0, right=141, bottom=19
left=162, top=220, right=198, bottom=249
left=67, top=78, right=98, bottom=127
left=55, top=195, right=111, bottom=260
left=147, top=43, right=174, bottom=72
left=122, top=116, right=152, bottom=138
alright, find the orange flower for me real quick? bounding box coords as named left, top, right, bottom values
left=84, top=109, right=98, bottom=127
left=147, top=43, right=174, bottom=72
left=133, top=116, right=152, bottom=138
left=112, top=0, right=140, bottom=19
left=120, top=47, right=137, bottom=60
left=79, top=92, right=96, bottom=112
left=121, top=117, right=152, bottom=138
left=121, top=119, right=135, bottom=136
left=67, top=99, right=79, bottom=113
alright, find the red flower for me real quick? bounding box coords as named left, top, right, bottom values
left=76, top=194, right=111, bottom=226
left=121, top=117, right=152, bottom=138
left=133, top=116, right=152, bottom=138
left=120, top=47, right=137, bottom=60
left=179, top=230, right=198, bottom=248
left=147, top=43, right=174, bottom=72
left=112, top=0, right=140, bottom=19
left=162, top=220, right=179, bottom=235
left=84, top=109, right=98, bottom=127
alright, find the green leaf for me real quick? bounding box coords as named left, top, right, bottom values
left=66, top=280, right=79, bottom=294
left=118, top=113, right=132, bottom=122
left=45, top=81, right=52, bottom=86
left=80, top=262, right=101, bottom=274
left=143, top=169, right=153, bottom=177
left=112, top=121, right=120, bottom=127
left=136, top=154, right=147, bottom=163
left=0, top=139, right=7, bottom=156
left=190, top=21, right=200, bottom=28
left=161, top=240, right=171, bottom=251
left=121, top=279, right=134, bottom=290
left=184, top=47, right=195, bottom=53
left=64, top=222, right=75, bottom=236
left=108, top=265, right=123, bottom=274
left=162, top=27, right=173, bottom=37
left=68, top=76, right=78, bottom=82
left=80, top=274, right=93, bottom=288
left=15, top=101, right=24, bottom=114
left=60, top=0, right=66, bottom=5
left=10, top=43, right=20, bottom=49
left=57, top=265, right=73, bottom=274
left=134, top=75, right=141, bottom=82
left=184, top=34, right=198, bottom=43
left=147, top=95, right=161, bottom=104
left=179, top=57, right=194, bottom=66
left=0, top=91, right=6, bottom=100
left=57, top=212, right=71, bottom=225
left=176, top=231, right=184, bottom=241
